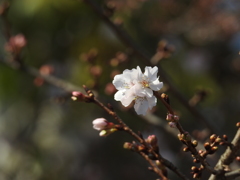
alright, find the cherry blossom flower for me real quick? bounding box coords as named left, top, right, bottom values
left=112, top=66, right=163, bottom=115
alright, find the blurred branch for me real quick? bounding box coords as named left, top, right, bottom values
left=82, top=0, right=218, bottom=134
left=0, top=58, right=83, bottom=93
left=209, top=128, right=240, bottom=180
left=225, top=169, right=240, bottom=180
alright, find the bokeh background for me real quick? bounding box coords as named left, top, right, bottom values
left=0, top=0, right=240, bottom=179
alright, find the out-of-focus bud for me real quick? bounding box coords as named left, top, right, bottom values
left=71, top=91, right=86, bottom=101
left=204, top=142, right=211, bottom=150
left=39, top=65, right=54, bottom=75
left=110, top=58, right=119, bottom=67
left=161, top=93, right=170, bottom=105
left=168, top=122, right=176, bottom=128
left=236, top=122, right=240, bottom=128
left=209, top=146, right=218, bottom=154
left=215, top=137, right=222, bottom=145
left=191, top=166, right=199, bottom=172
left=33, top=77, right=45, bottom=87
left=123, top=142, right=132, bottom=150
left=151, top=40, right=175, bottom=65
left=5, top=34, right=27, bottom=54
left=183, top=147, right=189, bottom=152
left=105, top=83, right=117, bottom=95
left=210, top=134, right=217, bottom=143
left=193, top=172, right=201, bottom=179
left=193, top=158, right=200, bottom=163
left=192, top=140, right=198, bottom=147
left=223, top=134, right=228, bottom=141
left=174, top=115, right=179, bottom=121
left=99, top=128, right=117, bottom=137
left=99, top=130, right=107, bottom=136
left=90, top=65, right=102, bottom=77
left=113, top=17, right=123, bottom=26
left=166, top=113, right=173, bottom=121
left=79, top=48, right=98, bottom=63
left=116, top=52, right=128, bottom=62
left=146, top=135, right=158, bottom=147
left=236, top=156, right=240, bottom=162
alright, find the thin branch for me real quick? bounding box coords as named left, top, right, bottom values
left=82, top=0, right=218, bottom=134
left=0, top=58, right=83, bottom=93
left=138, top=151, right=168, bottom=180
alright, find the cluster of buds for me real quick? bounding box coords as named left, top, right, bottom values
left=110, top=51, right=128, bottom=67
left=71, top=91, right=93, bottom=103
left=92, top=118, right=117, bottom=137
left=123, top=141, right=145, bottom=152
left=123, top=135, right=159, bottom=156
left=166, top=113, right=179, bottom=128
left=80, top=48, right=98, bottom=64
left=191, top=165, right=204, bottom=179
left=145, top=135, right=159, bottom=154
left=34, top=65, right=54, bottom=86
left=178, top=132, right=192, bottom=145
left=5, top=34, right=27, bottom=55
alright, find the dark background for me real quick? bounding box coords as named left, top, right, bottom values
left=0, top=0, right=240, bottom=179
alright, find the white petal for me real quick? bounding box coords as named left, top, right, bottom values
left=132, top=83, right=153, bottom=97
left=114, top=90, right=126, bottom=101
left=134, top=98, right=149, bottom=115
left=120, top=89, right=135, bottom=106
left=146, top=96, right=157, bottom=109
left=144, top=66, right=158, bottom=81
left=112, top=74, right=125, bottom=90
left=136, top=66, right=143, bottom=80
left=144, top=88, right=153, bottom=97
left=149, top=80, right=163, bottom=91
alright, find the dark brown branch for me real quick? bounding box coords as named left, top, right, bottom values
left=82, top=0, right=218, bottom=134
left=138, top=151, right=168, bottom=180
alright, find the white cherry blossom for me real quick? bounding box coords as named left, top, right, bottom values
left=112, top=66, right=163, bottom=115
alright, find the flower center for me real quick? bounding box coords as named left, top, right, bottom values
left=141, top=80, right=149, bottom=88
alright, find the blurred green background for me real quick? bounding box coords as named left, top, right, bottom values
left=0, top=0, right=240, bottom=179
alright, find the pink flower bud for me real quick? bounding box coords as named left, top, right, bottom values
left=72, top=91, right=83, bottom=97
left=92, top=118, right=108, bottom=131
left=146, top=135, right=158, bottom=147
left=5, top=34, right=27, bottom=54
